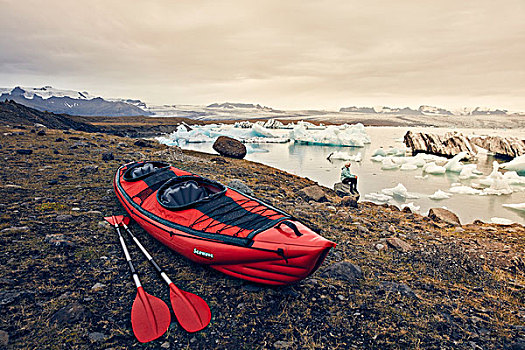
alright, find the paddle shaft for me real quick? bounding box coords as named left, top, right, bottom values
left=122, top=223, right=175, bottom=288
left=115, top=223, right=143, bottom=289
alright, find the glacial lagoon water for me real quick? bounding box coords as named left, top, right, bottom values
left=160, top=126, right=525, bottom=225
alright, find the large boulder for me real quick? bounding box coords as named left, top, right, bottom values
left=404, top=130, right=475, bottom=158
left=428, top=207, right=461, bottom=226
left=213, top=136, right=247, bottom=159
left=320, top=261, right=363, bottom=283
left=298, top=185, right=328, bottom=202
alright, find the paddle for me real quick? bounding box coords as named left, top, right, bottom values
left=105, top=216, right=171, bottom=343
left=113, top=215, right=211, bottom=333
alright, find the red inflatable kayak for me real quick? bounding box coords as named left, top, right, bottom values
left=114, top=161, right=336, bottom=285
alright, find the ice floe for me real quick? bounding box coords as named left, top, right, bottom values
left=490, top=217, right=514, bottom=225
left=502, top=203, right=525, bottom=211
left=429, top=190, right=451, bottom=200
left=444, top=152, right=468, bottom=173
left=381, top=158, right=400, bottom=170
left=448, top=184, right=482, bottom=195
left=327, top=151, right=362, bottom=162
left=401, top=202, right=420, bottom=213
left=363, top=192, right=391, bottom=203
left=381, top=183, right=419, bottom=199
left=500, top=155, right=525, bottom=175
left=289, top=122, right=370, bottom=147
left=423, top=162, right=446, bottom=175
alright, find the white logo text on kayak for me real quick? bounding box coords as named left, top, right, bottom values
left=193, top=248, right=214, bottom=260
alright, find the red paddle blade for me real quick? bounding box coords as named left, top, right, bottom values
left=169, top=283, right=211, bottom=333
left=131, top=287, right=171, bottom=343
left=104, top=215, right=130, bottom=226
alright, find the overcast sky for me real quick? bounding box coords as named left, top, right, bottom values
left=1, top=0, right=524, bottom=111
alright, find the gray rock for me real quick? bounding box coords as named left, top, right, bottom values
left=79, top=165, right=99, bottom=174
left=50, top=302, right=90, bottom=325
left=55, top=214, right=73, bottom=222
left=37, top=129, right=46, bottom=136
left=227, top=179, right=253, bottom=196
left=428, top=207, right=461, bottom=226
left=0, top=290, right=34, bottom=306
left=0, top=330, right=8, bottom=347
left=91, top=282, right=106, bottom=291
left=161, top=341, right=171, bottom=349
left=274, top=340, right=292, bottom=349
left=134, top=139, right=155, bottom=148
left=320, top=261, right=363, bottom=283
left=386, top=237, right=413, bottom=252
left=44, top=234, right=75, bottom=247
left=298, top=185, right=328, bottom=202
left=88, top=332, right=108, bottom=342
left=70, top=141, right=89, bottom=149
left=212, top=136, right=247, bottom=159
left=378, top=281, right=419, bottom=299
left=1, top=226, right=29, bottom=233
left=339, top=195, right=359, bottom=208
left=102, top=152, right=114, bottom=161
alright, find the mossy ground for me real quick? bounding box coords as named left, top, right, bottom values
left=0, top=126, right=524, bottom=349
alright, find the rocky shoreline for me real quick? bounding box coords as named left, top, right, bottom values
left=1, top=125, right=524, bottom=349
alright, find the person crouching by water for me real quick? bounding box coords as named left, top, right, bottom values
left=341, top=162, right=358, bottom=193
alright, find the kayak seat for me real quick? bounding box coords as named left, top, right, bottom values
left=157, top=176, right=227, bottom=210
left=160, top=181, right=208, bottom=207
left=123, top=161, right=170, bottom=182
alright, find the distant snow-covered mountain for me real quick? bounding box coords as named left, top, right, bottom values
left=340, top=104, right=513, bottom=116
left=0, top=86, right=151, bottom=117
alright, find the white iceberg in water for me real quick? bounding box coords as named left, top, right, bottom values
left=458, top=164, right=482, bottom=180
left=448, top=184, right=482, bottom=195
left=290, top=123, right=371, bottom=147
left=490, top=217, right=514, bottom=225
left=423, top=162, right=446, bottom=175
left=429, top=190, right=451, bottom=200
left=381, top=158, right=400, bottom=170
left=500, top=155, right=525, bottom=175
left=363, top=192, right=391, bottom=203
left=401, top=202, right=420, bottom=213
left=502, top=171, right=525, bottom=185
left=503, top=202, right=525, bottom=211
left=382, top=183, right=419, bottom=199
left=476, top=161, right=513, bottom=195
left=444, top=152, right=468, bottom=173
left=328, top=151, right=362, bottom=162
left=372, top=148, right=387, bottom=156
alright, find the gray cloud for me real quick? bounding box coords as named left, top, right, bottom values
left=1, top=0, right=524, bottom=110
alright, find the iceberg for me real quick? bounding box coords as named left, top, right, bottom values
left=502, top=171, right=525, bottom=185
left=371, top=155, right=384, bottom=162
left=401, top=202, right=420, bottom=213
left=381, top=158, right=400, bottom=170
left=423, top=162, right=446, bottom=175
left=490, top=217, right=514, bottom=225
left=363, top=192, right=392, bottom=203
left=157, top=123, right=290, bottom=147
left=328, top=151, right=362, bottom=162
left=290, top=123, right=371, bottom=147
left=372, top=148, right=387, bottom=156
left=448, top=184, right=482, bottom=195
left=382, top=183, right=419, bottom=199
left=429, top=190, right=451, bottom=200
left=458, top=164, right=482, bottom=180
left=444, top=151, right=468, bottom=173
left=502, top=203, right=525, bottom=211
left=500, top=155, right=525, bottom=175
